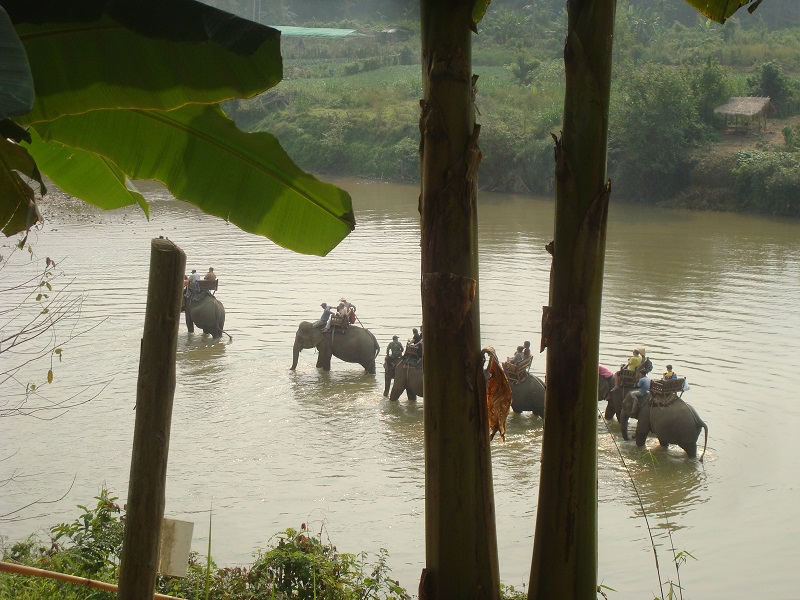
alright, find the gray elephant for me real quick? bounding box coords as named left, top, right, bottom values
left=183, top=291, right=226, bottom=339
left=509, top=375, right=546, bottom=418
left=385, top=357, right=423, bottom=401
left=290, top=321, right=380, bottom=374
left=620, top=393, right=708, bottom=460
left=598, top=375, right=635, bottom=421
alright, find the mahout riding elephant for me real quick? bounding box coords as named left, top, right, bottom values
left=385, top=357, right=423, bottom=401
left=290, top=321, right=380, bottom=374
left=509, top=375, right=546, bottom=418
left=183, top=292, right=226, bottom=339
left=620, top=393, right=708, bottom=460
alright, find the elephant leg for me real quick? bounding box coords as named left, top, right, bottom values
left=658, top=438, right=670, bottom=447
left=604, top=401, right=615, bottom=420
left=406, top=390, right=417, bottom=402
left=681, top=443, right=698, bottom=458
left=185, top=309, right=195, bottom=333
left=365, top=360, right=376, bottom=375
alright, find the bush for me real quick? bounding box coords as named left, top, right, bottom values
left=1, top=492, right=412, bottom=600
left=732, top=150, right=800, bottom=215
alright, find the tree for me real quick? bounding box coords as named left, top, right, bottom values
left=418, top=0, right=500, bottom=597
left=417, top=0, right=764, bottom=598
left=527, top=0, right=763, bottom=597
left=0, top=0, right=353, bottom=257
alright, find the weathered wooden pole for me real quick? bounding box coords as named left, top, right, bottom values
left=118, top=237, right=185, bottom=600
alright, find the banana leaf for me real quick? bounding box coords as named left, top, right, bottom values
left=684, top=0, right=763, bottom=23
left=0, top=137, right=43, bottom=235
left=0, top=6, right=33, bottom=119
left=33, top=104, right=355, bottom=256
left=24, top=128, right=149, bottom=216
left=11, top=3, right=281, bottom=124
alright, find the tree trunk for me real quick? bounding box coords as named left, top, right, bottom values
left=418, top=1, right=500, bottom=598
left=528, top=1, right=615, bottom=598
left=118, top=237, right=186, bottom=600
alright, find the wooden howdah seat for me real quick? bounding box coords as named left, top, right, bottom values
left=619, top=368, right=639, bottom=387
left=198, top=279, right=218, bottom=292
left=650, top=377, right=685, bottom=396
left=329, top=315, right=348, bottom=332
left=404, top=342, right=421, bottom=360
left=503, top=355, right=532, bottom=384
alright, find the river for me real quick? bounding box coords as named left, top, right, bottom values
left=1, top=178, right=799, bottom=598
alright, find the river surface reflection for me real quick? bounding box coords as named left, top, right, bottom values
left=2, top=178, right=799, bottom=597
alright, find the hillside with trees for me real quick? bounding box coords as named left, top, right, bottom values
left=209, top=0, right=800, bottom=217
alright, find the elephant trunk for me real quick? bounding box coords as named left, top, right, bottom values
left=291, top=340, right=302, bottom=370
left=620, top=413, right=631, bottom=441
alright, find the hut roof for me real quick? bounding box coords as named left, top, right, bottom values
left=714, top=97, right=771, bottom=117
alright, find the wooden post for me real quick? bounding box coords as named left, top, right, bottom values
left=118, top=237, right=185, bottom=600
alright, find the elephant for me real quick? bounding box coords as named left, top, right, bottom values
left=598, top=375, right=636, bottom=421
left=290, top=321, right=380, bottom=374
left=509, top=374, right=546, bottom=418
left=620, top=393, right=709, bottom=460
left=385, top=357, right=423, bottom=401
left=183, top=291, right=226, bottom=339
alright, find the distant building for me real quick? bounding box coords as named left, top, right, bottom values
left=379, top=26, right=412, bottom=41
left=714, top=96, right=773, bottom=130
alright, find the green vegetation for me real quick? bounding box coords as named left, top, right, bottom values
left=0, top=491, right=541, bottom=599
left=0, top=491, right=410, bottom=599
left=219, top=0, right=800, bottom=216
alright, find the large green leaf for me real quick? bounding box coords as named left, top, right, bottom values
left=34, top=105, right=355, bottom=256
left=0, top=137, right=43, bottom=235
left=0, top=6, right=33, bottom=119
left=23, top=128, right=149, bottom=216
left=683, top=0, right=762, bottom=23
left=10, top=0, right=282, bottom=123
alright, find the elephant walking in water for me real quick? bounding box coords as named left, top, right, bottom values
left=385, top=357, right=423, bottom=401
left=291, top=321, right=380, bottom=374
left=598, top=375, right=637, bottom=421
left=183, top=292, right=226, bottom=339
left=509, top=375, right=546, bottom=418
left=620, top=393, right=709, bottom=460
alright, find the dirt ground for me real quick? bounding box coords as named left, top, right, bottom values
left=711, top=114, right=800, bottom=154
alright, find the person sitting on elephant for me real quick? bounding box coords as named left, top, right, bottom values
left=634, top=345, right=653, bottom=376
left=599, top=364, right=615, bottom=398
left=204, top=267, right=217, bottom=281
left=512, top=346, right=525, bottom=364
left=334, top=302, right=349, bottom=333
left=627, top=373, right=652, bottom=406
left=315, top=303, right=334, bottom=330
left=411, top=328, right=422, bottom=344
left=387, top=335, right=403, bottom=359
left=611, top=349, right=641, bottom=391
left=522, top=340, right=531, bottom=358
left=663, top=364, right=677, bottom=380
left=188, top=269, right=202, bottom=292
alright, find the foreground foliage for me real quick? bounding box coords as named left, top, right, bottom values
left=0, top=491, right=411, bottom=599
left=1, top=1, right=353, bottom=256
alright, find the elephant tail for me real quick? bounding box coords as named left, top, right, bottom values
left=222, top=330, right=233, bottom=342
left=367, top=329, right=380, bottom=359
left=686, top=402, right=708, bottom=462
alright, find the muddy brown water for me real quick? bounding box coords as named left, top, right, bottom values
left=2, top=178, right=799, bottom=597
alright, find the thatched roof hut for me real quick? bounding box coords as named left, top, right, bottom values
left=714, top=97, right=772, bottom=129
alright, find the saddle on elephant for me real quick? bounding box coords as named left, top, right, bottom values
left=649, top=377, right=686, bottom=406
left=503, top=356, right=532, bottom=384
left=329, top=315, right=348, bottom=333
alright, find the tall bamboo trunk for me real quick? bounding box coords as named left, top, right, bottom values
left=528, top=1, right=615, bottom=598
left=418, top=1, right=500, bottom=598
